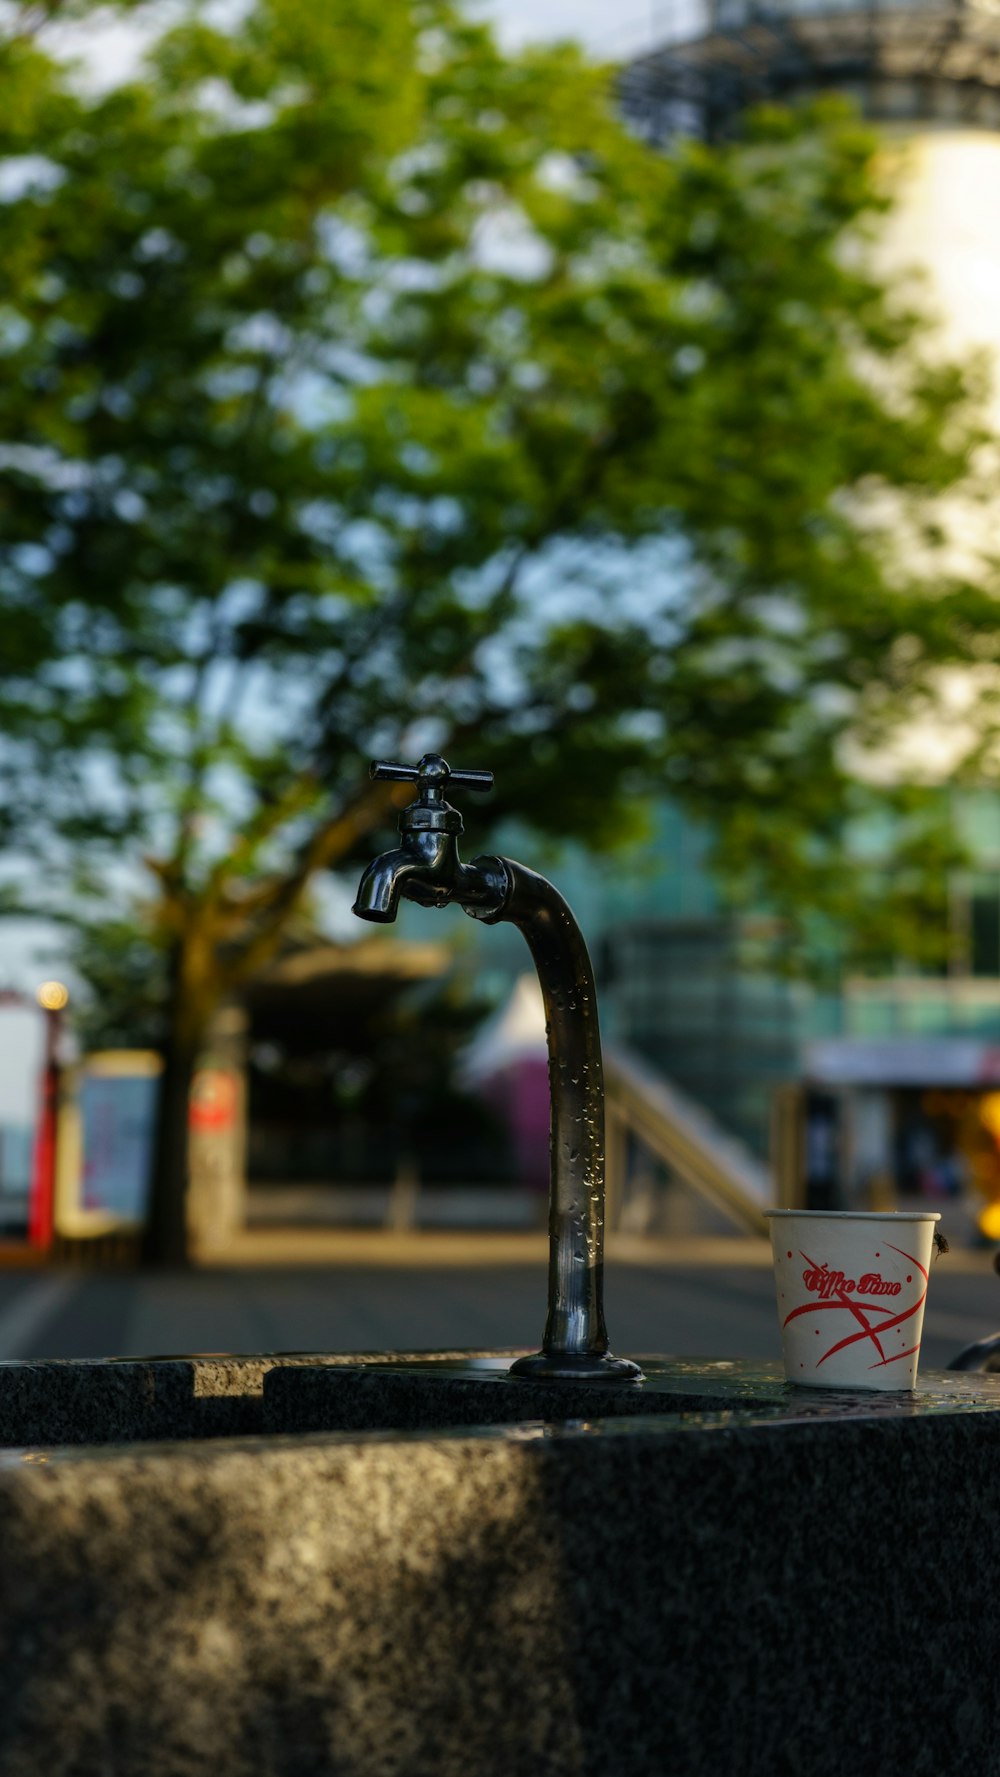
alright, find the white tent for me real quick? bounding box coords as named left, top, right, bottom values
left=459, top=974, right=546, bottom=1085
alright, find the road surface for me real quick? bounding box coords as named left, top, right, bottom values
left=0, top=1243, right=995, bottom=1370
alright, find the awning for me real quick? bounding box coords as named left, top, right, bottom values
left=805, top=1037, right=1000, bottom=1089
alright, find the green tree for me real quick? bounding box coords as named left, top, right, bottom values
left=0, top=0, right=996, bottom=1258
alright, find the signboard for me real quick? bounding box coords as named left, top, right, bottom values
left=806, top=1038, right=1000, bottom=1089
left=80, top=1070, right=159, bottom=1220
left=55, top=1052, right=162, bottom=1237
left=189, top=1069, right=238, bottom=1134
left=0, top=1003, right=43, bottom=1235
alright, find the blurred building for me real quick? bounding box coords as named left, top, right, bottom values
left=622, top=4, right=1000, bottom=421
left=613, top=7, right=1000, bottom=1235
left=187, top=934, right=524, bottom=1244
left=481, top=791, right=1000, bottom=1237
left=623, top=0, right=1000, bottom=141
left=449, top=802, right=806, bottom=1162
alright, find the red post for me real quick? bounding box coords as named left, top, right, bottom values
left=28, top=986, right=67, bottom=1252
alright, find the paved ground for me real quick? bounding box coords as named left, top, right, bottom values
left=0, top=1240, right=996, bottom=1369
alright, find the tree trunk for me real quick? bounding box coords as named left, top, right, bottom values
left=143, top=1031, right=198, bottom=1268
left=143, top=935, right=211, bottom=1268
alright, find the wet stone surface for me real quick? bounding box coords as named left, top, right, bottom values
left=262, top=1352, right=1000, bottom=1436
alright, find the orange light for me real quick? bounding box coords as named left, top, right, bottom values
left=978, top=1201, right=1000, bottom=1244
left=35, top=980, right=69, bottom=1011
left=981, top=1092, right=1000, bottom=1142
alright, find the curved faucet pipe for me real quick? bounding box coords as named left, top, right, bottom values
left=948, top=1333, right=1000, bottom=1373
left=473, top=858, right=624, bottom=1375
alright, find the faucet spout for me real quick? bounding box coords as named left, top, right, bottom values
left=353, top=829, right=509, bottom=925
left=353, top=846, right=423, bottom=924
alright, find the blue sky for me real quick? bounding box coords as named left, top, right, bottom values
left=484, top=0, right=663, bottom=56
left=55, top=0, right=667, bottom=87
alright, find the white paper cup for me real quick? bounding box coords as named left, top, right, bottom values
left=765, top=1210, right=941, bottom=1391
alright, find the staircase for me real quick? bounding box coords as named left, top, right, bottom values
left=604, top=1043, right=772, bottom=1239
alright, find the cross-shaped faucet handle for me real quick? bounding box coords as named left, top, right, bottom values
left=369, top=753, right=494, bottom=796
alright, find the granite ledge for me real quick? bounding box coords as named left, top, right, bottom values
left=0, top=1349, right=519, bottom=1446
left=2, top=1396, right=1000, bottom=1774
left=2, top=1350, right=1000, bottom=1448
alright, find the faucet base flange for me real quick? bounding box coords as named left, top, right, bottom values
left=508, top=1351, right=645, bottom=1384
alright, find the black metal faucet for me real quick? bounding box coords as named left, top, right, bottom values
left=353, top=753, right=643, bottom=1383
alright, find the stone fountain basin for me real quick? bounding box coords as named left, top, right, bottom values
left=2, top=1355, right=1000, bottom=1776
left=0, top=1345, right=997, bottom=1443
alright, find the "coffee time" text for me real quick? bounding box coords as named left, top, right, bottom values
left=801, top=1265, right=902, bottom=1300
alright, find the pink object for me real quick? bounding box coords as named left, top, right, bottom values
left=477, top=1056, right=550, bottom=1190
left=461, top=975, right=550, bottom=1189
